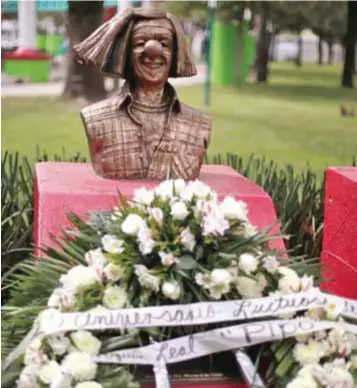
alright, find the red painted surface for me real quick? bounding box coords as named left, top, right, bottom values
left=2, top=48, right=51, bottom=60
left=321, top=167, right=357, bottom=299
left=34, top=163, right=285, bottom=255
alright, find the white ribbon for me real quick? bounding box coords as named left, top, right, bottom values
left=4, top=291, right=357, bottom=369
left=93, top=319, right=357, bottom=366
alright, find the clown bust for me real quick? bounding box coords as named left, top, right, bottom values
left=74, top=8, right=211, bottom=181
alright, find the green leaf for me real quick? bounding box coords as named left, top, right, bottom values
left=176, top=255, right=197, bottom=270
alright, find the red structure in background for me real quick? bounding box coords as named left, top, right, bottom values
left=321, top=167, right=357, bottom=300
left=104, top=6, right=117, bottom=21
left=33, top=163, right=285, bottom=258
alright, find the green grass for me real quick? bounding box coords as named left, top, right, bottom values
left=2, top=62, right=357, bottom=172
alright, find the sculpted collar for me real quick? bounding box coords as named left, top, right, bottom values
left=114, top=81, right=181, bottom=113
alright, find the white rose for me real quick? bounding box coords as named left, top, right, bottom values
left=278, top=267, right=300, bottom=293
left=351, top=354, right=357, bottom=370
left=238, top=253, right=258, bottom=274
left=47, top=334, right=70, bottom=356
left=135, top=267, right=160, bottom=292
left=17, top=365, right=40, bottom=388
left=133, top=187, right=155, bottom=206
left=220, top=196, right=249, bottom=221
left=159, top=251, right=177, bottom=267
left=287, top=376, right=318, bottom=388
left=60, top=265, right=99, bottom=291
left=148, top=207, right=164, bottom=226
left=39, top=361, right=62, bottom=384
left=101, top=235, right=125, bottom=254
left=155, top=180, right=174, bottom=200
left=293, top=341, right=323, bottom=365
left=172, top=179, right=186, bottom=194
left=71, top=331, right=101, bottom=356
left=170, top=202, right=189, bottom=220
left=186, top=180, right=212, bottom=199
left=235, top=277, right=262, bottom=299
left=48, top=287, right=76, bottom=310
left=104, top=263, right=123, bottom=281
left=121, top=214, right=144, bottom=236
left=299, top=275, right=316, bottom=292
left=85, top=248, right=108, bottom=266
left=62, top=352, right=97, bottom=382
left=137, top=223, right=156, bottom=255
left=179, top=227, right=196, bottom=251
left=162, top=281, right=181, bottom=300
left=103, top=285, right=128, bottom=309
left=75, top=382, right=103, bottom=388
left=263, top=255, right=280, bottom=274
left=208, top=269, right=232, bottom=299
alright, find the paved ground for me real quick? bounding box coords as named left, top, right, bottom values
left=1, top=62, right=206, bottom=97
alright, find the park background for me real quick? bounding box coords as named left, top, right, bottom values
left=1, top=0, right=357, bottom=280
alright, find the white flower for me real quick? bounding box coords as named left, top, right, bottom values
left=39, top=361, right=62, bottom=384
left=75, top=382, right=104, bottom=388
left=278, top=267, right=300, bottom=293
left=101, top=235, right=125, bottom=254
left=195, top=272, right=212, bottom=288
left=293, top=340, right=324, bottom=365
left=62, top=352, right=97, bottom=382
left=171, top=201, right=189, bottom=220
left=226, top=260, right=238, bottom=277
left=243, top=222, right=258, bottom=238
left=315, top=360, right=354, bottom=387
left=121, top=213, right=145, bottom=236
left=60, top=265, right=99, bottom=291
left=148, top=207, right=164, bottom=226
left=89, top=304, right=108, bottom=313
left=103, top=285, right=128, bottom=309
left=263, top=255, right=280, bottom=274
left=328, top=328, right=352, bottom=356
left=24, top=338, right=47, bottom=366
left=137, top=271, right=160, bottom=292
left=133, top=187, right=155, bottom=206
left=134, top=264, right=149, bottom=276
left=47, top=334, right=70, bottom=356
left=17, top=365, right=40, bottom=388
left=235, top=277, right=262, bottom=299
left=208, top=269, right=232, bottom=299
left=155, top=180, right=175, bottom=200
left=159, top=251, right=178, bottom=267
left=238, top=253, right=258, bottom=274
left=185, top=180, right=212, bottom=199
left=162, top=281, right=181, bottom=300
left=299, top=275, right=316, bottom=292
left=47, top=287, right=76, bottom=310
left=104, top=263, right=123, bottom=281
left=287, top=375, right=318, bottom=388
left=137, top=223, right=156, bottom=255
left=71, top=331, right=101, bottom=356
left=202, top=205, right=229, bottom=237
left=325, top=301, right=343, bottom=320
left=85, top=248, right=108, bottom=266
left=220, top=196, right=249, bottom=221
left=179, top=227, right=196, bottom=251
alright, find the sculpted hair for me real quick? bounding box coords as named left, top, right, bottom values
left=73, top=8, right=197, bottom=79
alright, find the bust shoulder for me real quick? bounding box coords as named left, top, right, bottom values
left=178, top=103, right=212, bottom=131
left=80, top=96, right=121, bottom=124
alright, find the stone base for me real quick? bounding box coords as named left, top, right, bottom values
left=321, top=167, right=357, bottom=299
left=34, top=162, right=285, bottom=255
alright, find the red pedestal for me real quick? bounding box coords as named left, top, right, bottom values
left=143, top=384, right=245, bottom=388
left=321, top=167, right=357, bottom=299
left=34, top=163, right=285, bottom=256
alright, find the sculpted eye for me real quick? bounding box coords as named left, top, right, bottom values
left=135, top=40, right=145, bottom=48
left=161, top=40, right=169, bottom=48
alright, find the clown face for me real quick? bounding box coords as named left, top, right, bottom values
left=130, top=19, right=174, bottom=86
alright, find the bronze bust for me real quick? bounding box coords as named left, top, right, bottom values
left=74, top=8, right=211, bottom=181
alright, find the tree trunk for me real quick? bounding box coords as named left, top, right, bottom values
left=62, top=1, right=107, bottom=102
left=295, top=31, right=303, bottom=67
left=341, top=0, right=357, bottom=88
left=327, top=40, right=334, bottom=65
left=317, top=35, right=323, bottom=65
left=256, top=4, right=270, bottom=83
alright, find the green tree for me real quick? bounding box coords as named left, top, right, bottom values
left=62, top=1, right=107, bottom=102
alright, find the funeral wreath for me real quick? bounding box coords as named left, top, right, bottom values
left=2, top=179, right=357, bottom=388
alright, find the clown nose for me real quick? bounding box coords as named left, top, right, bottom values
left=143, top=40, right=163, bottom=58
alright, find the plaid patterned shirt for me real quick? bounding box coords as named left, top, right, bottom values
left=80, top=82, right=211, bottom=181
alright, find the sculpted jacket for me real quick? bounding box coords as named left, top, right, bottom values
left=81, top=82, right=212, bottom=181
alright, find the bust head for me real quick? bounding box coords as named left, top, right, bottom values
left=73, top=8, right=196, bottom=81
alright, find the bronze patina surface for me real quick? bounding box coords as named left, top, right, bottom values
left=74, top=8, right=212, bottom=181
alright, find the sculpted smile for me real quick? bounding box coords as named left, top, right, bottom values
left=140, top=56, right=165, bottom=70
